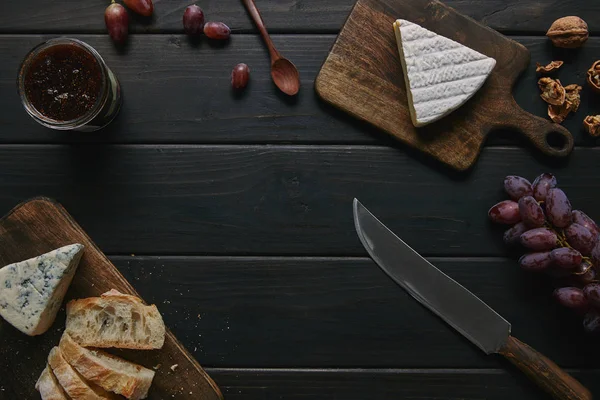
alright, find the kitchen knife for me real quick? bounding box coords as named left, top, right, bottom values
left=353, top=198, right=591, bottom=400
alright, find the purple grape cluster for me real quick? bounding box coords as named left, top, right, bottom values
left=489, top=173, right=600, bottom=333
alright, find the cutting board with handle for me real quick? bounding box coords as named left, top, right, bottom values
left=0, top=197, right=223, bottom=400
left=315, top=0, right=574, bottom=171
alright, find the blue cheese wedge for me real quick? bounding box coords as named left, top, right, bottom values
left=393, top=19, right=496, bottom=127
left=0, top=244, right=84, bottom=335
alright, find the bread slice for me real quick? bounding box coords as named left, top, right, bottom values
left=60, top=333, right=154, bottom=399
left=66, top=289, right=165, bottom=350
left=36, top=366, right=69, bottom=400
left=47, top=346, right=119, bottom=399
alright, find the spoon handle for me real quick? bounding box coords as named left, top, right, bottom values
left=241, top=0, right=280, bottom=60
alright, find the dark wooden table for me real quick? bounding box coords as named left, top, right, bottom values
left=1, top=0, right=600, bottom=398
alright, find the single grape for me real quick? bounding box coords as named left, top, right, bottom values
left=565, top=223, right=595, bottom=255
left=592, top=241, right=600, bottom=266
left=503, top=222, right=528, bottom=245
left=532, top=173, right=557, bottom=201
left=504, top=176, right=533, bottom=200
left=518, top=196, right=545, bottom=228
left=574, top=261, right=596, bottom=285
left=519, top=252, right=552, bottom=271
left=204, top=22, right=231, bottom=40
left=546, top=188, right=572, bottom=228
left=583, top=311, right=600, bottom=333
left=105, top=3, right=129, bottom=44
left=520, top=228, right=558, bottom=251
left=553, top=287, right=589, bottom=308
left=123, top=0, right=153, bottom=16
left=231, top=63, right=250, bottom=90
left=550, top=247, right=582, bottom=268
left=183, top=4, right=205, bottom=35
left=583, top=283, right=600, bottom=308
left=488, top=200, right=521, bottom=224
left=572, top=210, right=600, bottom=239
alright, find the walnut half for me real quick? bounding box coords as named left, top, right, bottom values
left=538, top=78, right=566, bottom=105
left=587, top=60, right=600, bottom=93
left=546, top=16, right=589, bottom=48
left=536, top=61, right=564, bottom=75
left=545, top=83, right=581, bottom=124
left=584, top=115, right=600, bottom=137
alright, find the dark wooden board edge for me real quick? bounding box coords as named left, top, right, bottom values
left=0, top=196, right=224, bottom=400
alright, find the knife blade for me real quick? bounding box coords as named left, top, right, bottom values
left=353, top=198, right=591, bottom=400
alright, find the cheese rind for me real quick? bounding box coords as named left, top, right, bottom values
left=393, top=19, right=496, bottom=127
left=0, top=244, right=84, bottom=335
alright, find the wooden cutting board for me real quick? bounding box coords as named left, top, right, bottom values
left=315, top=0, right=574, bottom=171
left=0, top=197, right=223, bottom=400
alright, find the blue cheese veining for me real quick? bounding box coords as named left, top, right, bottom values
left=0, top=244, right=84, bottom=335
left=393, top=19, right=496, bottom=127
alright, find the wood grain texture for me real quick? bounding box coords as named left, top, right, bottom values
left=498, top=336, right=592, bottom=400
left=316, top=0, right=573, bottom=170
left=0, top=198, right=223, bottom=400
left=0, top=0, right=597, bottom=34
left=0, top=145, right=599, bottom=256
left=207, top=368, right=600, bottom=400
left=1, top=35, right=599, bottom=146
left=110, top=256, right=600, bottom=369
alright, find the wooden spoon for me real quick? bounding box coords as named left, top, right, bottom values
left=241, top=0, right=300, bottom=96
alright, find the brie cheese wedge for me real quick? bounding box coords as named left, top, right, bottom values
left=0, top=244, right=84, bottom=335
left=393, top=19, right=496, bottom=127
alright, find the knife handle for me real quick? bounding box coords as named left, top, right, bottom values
left=498, top=336, right=591, bottom=400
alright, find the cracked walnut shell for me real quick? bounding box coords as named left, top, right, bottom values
left=584, top=115, right=600, bottom=137
left=547, top=16, right=588, bottom=48
left=587, top=60, right=600, bottom=93
left=538, top=77, right=566, bottom=105
left=547, top=84, right=581, bottom=124
left=536, top=61, right=563, bottom=75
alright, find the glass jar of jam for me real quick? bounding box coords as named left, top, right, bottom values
left=17, top=38, right=121, bottom=132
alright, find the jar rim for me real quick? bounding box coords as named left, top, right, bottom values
left=17, top=38, right=110, bottom=130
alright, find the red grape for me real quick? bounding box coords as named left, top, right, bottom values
left=503, top=222, right=528, bottom=245
left=519, top=252, right=552, bottom=271
left=583, top=311, right=600, bottom=333
left=105, top=3, right=129, bottom=44
left=123, top=0, right=153, bottom=16
left=546, top=188, right=572, bottom=228
left=504, top=176, right=533, bottom=200
left=231, top=63, right=250, bottom=90
left=574, top=261, right=596, bottom=285
left=572, top=210, right=600, bottom=239
left=553, top=287, right=588, bottom=308
left=550, top=247, right=582, bottom=268
left=488, top=200, right=521, bottom=224
left=520, top=228, right=558, bottom=251
left=565, top=223, right=595, bottom=255
left=583, top=283, right=600, bottom=308
left=592, top=241, right=600, bottom=266
left=204, top=22, right=231, bottom=40
left=518, top=196, right=545, bottom=228
left=183, top=5, right=205, bottom=35
left=532, top=173, right=557, bottom=201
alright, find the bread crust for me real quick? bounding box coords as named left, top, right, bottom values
left=36, top=366, right=69, bottom=400
left=60, top=333, right=154, bottom=400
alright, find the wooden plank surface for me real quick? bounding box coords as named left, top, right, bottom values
left=207, top=368, right=600, bottom=400
left=0, top=0, right=597, bottom=34
left=1, top=35, right=598, bottom=146
left=0, top=199, right=223, bottom=400
left=0, top=145, right=597, bottom=256
left=112, top=256, right=600, bottom=369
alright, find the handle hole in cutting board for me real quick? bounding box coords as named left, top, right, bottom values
left=546, top=131, right=569, bottom=151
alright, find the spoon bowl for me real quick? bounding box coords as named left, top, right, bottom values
left=271, top=58, right=300, bottom=96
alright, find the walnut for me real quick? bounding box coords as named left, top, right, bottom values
left=547, top=16, right=589, bottom=48
left=583, top=115, right=600, bottom=137
left=587, top=60, right=600, bottom=93
left=536, top=61, right=564, bottom=75
left=538, top=77, right=566, bottom=105
left=547, top=84, right=581, bottom=124
left=548, top=104, right=569, bottom=124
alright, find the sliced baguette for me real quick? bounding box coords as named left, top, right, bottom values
left=47, top=346, right=119, bottom=400
left=65, top=290, right=165, bottom=350
left=60, top=333, right=154, bottom=399
left=36, top=366, right=69, bottom=400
